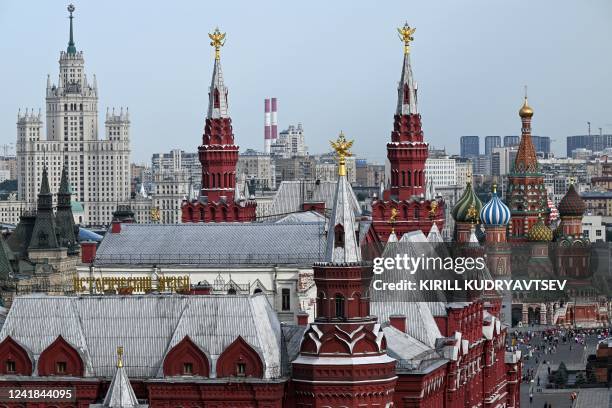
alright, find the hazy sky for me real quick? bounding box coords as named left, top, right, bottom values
left=0, top=1, right=610, bottom=163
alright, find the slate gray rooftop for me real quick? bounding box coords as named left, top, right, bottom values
left=0, top=294, right=284, bottom=379
left=94, top=222, right=326, bottom=266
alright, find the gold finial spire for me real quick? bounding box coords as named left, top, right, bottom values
left=389, top=208, right=398, bottom=233
left=330, top=131, right=354, bottom=177
left=519, top=85, right=534, bottom=118
left=117, top=346, right=124, bottom=368
left=209, top=27, right=226, bottom=61
left=466, top=204, right=478, bottom=224
left=397, top=22, right=416, bottom=55
left=492, top=183, right=497, bottom=194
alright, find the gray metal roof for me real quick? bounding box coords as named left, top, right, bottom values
left=0, top=294, right=283, bottom=379
left=94, top=222, right=326, bottom=266
left=268, top=180, right=360, bottom=218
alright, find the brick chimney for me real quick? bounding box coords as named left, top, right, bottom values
left=296, top=312, right=309, bottom=326
left=389, top=315, right=406, bottom=332
left=111, top=221, right=121, bottom=233
left=81, top=241, right=97, bottom=264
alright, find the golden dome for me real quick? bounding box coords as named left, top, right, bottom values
left=527, top=216, right=552, bottom=242
left=519, top=97, right=534, bottom=118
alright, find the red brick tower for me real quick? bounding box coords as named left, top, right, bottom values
left=292, top=133, right=397, bottom=407
left=506, top=94, right=548, bottom=240
left=372, top=23, right=444, bottom=241
left=181, top=28, right=256, bottom=222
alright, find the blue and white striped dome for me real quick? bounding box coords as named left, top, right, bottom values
left=480, top=185, right=511, bottom=226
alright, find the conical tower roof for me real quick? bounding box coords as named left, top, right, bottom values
left=325, top=132, right=361, bottom=263
left=207, top=28, right=229, bottom=119
left=101, top=348, right=143, bottom=408
left=513, top=97, right=539, bottom=174
left=396, top=23, right=418, bottom=115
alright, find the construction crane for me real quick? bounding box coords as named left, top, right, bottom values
left=0, top=143, right=14, bottom=157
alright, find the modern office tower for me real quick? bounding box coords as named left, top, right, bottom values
left=16, top=5, right=130, bottom=226
left=485, top=135, right=501, bottom=155
left=567, top=134, right=612, bottom=156
left=460, top=135, right=480, bottom=157
left=503, top=135, right=520, bottom=147
left=491, top=146, right=518, bottom=176
left=531, top=136, right=551, bottom=154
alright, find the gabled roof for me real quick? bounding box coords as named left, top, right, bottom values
left=0, top=294, right=284, bottom=379
left=94, top=222, right=326, bottom=266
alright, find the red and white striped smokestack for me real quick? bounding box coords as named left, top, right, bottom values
left=271, top=97, right=278, bottom=143
left=264, top=98, right=271, bottom=154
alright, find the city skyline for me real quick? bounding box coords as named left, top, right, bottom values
left=0, top=0, right=610, bottom=163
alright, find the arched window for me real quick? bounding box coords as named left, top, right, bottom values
left=403, top=83, right=410, bottom=104
left=401, top=171, right=406, bottom=186
left=414, top=207, right=419, bottom=219
left=217, top=173, right=221, bottom=187
left=253, top=288, right=262, bottom=294
left=335, top=294, right=345, bottom=318
left=334, top=224, right=345, bottom=248
left=228, top=288, right=237, bottom=295
left=407, top=170, right=412, bottom=186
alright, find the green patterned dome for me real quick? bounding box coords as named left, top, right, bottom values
left=451, top=181, right=483, bottom=223
left=527, top=217, right=553, bottom=242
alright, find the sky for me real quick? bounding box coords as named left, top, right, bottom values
left=0, top=0, right=610, bottom=163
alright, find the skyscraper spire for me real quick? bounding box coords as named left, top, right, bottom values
left=67, top=4, right=77, bottom=55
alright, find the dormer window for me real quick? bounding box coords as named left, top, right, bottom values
left=5, top=360, right=15, bottom=373
left=183, top=362, right=193, bottom=375
left=334, top=224, right=345, bottom=248
left=236, top=362, right=246, bottom=377
left=214, top=89, right=221, bottom=109
left=403, top=83, right=410, bottom=105
left=56, top=361, right=67, bottom=374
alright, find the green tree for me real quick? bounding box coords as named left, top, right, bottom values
left=575, top=373, right=586, bottom=386
left=553, top=362, right=568, bottom=386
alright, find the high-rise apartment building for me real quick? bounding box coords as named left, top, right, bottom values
left=16, top=5, right=130, bottom=226
left=460, top=135, right=479, bottom=157
left=271, top=124, right=307, bottom=158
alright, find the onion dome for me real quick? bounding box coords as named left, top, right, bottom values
left=558, top=183, right=585, bottom=217
left=527, top=216, right=553, bottom=242
left=547, top=198, right=559, bottom=222
left=452, top=180, right=483, bottom=223
left=480, top=184, right=511, bottom=226
left=519, top=96, right=534, bottom=118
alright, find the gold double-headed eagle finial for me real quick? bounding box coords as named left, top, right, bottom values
left=117, top=346, right=124, bottom=368
left=429, top=201, right=438, bottom=218
left=398, top=22, right=416, bottom=55
left=209, top=27, right=226, bottom=61
left=330, top=131, right=354, bottom=177
left=389, top=208, right=398, bottom=233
